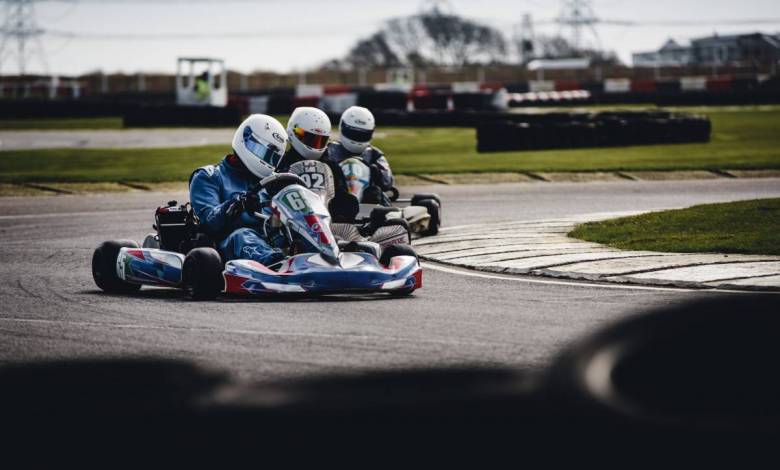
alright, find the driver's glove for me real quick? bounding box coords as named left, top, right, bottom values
left=226, top=191, right=261, bottom=218
left=240, top=191, right=261, bottom=214
left=369, top=164, right=384, bottom=188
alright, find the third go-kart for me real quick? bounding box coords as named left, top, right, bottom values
left=92, top=173, right=422, bottom=300
left=337, top=157, right=442, bottom=237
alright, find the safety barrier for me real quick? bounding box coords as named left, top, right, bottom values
left=476, top=112, right=711, bottom=153
left=122, top=105, right=242, bottom=127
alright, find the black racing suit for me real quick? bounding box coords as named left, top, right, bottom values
left=322, top=141, right=395, bottom=193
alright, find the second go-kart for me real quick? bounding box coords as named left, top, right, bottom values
left=287, top=160, right=413, bottom=247
left=91, top=173, right=422, bottom=300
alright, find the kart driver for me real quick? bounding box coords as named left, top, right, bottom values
left=324, top=106, right=395, bottom=201
left=189, top=114, right=288, bottom=266
left=277, top=106, right=332, bottom=171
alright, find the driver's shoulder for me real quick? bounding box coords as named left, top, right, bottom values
left=189, top=159, right=226, bottom=186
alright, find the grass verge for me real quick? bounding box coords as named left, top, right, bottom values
left=568, top=198, right=780, bottom=256
left=0, top=108, right=779, bottom=183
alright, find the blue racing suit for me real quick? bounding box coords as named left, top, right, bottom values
left=189, top=155, right=285, bottom=266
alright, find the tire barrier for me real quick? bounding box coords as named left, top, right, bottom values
left=476, top=112, right=711, bottom=153
left=0, top=95, right=172, bottom=119
left=122, top=105, right=243, bottom=127
left=356, top=91, right=408, bottom=111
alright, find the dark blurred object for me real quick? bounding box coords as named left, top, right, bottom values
left=1, top=295, right=777, bottom=463
left=549, top=294, right=780, bottom=432
left=122, top=104, right=242, bottom=127
left=476, top=111, right=710, bottom=152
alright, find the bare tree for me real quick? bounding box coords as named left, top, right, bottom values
left=340, top=8, right=507, bottom=69
left=532, top=34, right=621, bottom=65
left=345, top=32, right=402, bottom=69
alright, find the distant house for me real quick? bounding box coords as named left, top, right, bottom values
left=632, top=32, right=780, bottom=67
left=633, top=39, right=691, bottom=67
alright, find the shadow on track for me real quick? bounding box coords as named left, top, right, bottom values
left=79, top=288, right=420, bottom=304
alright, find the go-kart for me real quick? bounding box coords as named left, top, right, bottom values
left=287, top=160, right=412, bottom=248
left=337, top=157, right=442, bottom=237
left=91, top=173, right=422, bottom=300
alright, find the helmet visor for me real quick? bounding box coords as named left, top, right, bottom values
left=293, top=125, right=329, bottom=150
left=244, top=130, right=283, bottom=168
left=340, top=123, right=374, bottom=143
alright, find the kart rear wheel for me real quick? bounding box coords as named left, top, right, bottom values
left=415, top=198, right=441, bottom=236
left=411, top=193, right=441, bottom=207
left=92, top=240, right=142, bottom=294
left=183, top=247, right=224, bottom=301
left=369, top=206, right=401, bottom=228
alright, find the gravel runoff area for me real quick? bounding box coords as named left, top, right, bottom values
left=417, top=212, right=780, bottom=291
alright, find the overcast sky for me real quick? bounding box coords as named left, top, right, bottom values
left=3, top=0, right=780, bottom=76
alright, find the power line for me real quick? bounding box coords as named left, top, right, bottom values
left=1, top=0, right=47, bottom=75
left=554, top=0, right=600, bottom=51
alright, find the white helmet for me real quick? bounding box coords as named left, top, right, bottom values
left=339, top=106, right=375, bottom=154
left=232, top=114, right=288, bottom=178
left=287, top=107, right=331, bottom=160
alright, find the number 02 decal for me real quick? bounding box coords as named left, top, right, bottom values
left=300, top=172, right=325, bottom=189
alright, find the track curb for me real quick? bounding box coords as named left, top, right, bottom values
left=417, top=211, right=780, bottom=292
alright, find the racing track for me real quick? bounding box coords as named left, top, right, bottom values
left=1, top=178, right=779, bottom=384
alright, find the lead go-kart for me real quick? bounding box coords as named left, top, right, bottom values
left=91, top=166, right=422, bottom=301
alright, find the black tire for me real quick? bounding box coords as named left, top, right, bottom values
left=341, top=241, right=381, bottom=259
left=182, top=247, right=224, bottom=301
left=92, top=240, right=142, bottom=294
left=380, top=243, right=419, bottom=296
left=415, top=199, right=441, bottom=236
left=369, top=206, right=400, bottom=228
left=380, top=243, right=418, bottom=267
left=411, top=193, right=441, bottom=207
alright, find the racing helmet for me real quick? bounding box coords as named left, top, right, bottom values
left=232, top=114, right=288, bottom=178
left=339, top=106, right=375, bottom=154
left=287, top=107, right=331, bottom=160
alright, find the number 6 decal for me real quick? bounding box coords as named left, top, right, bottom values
left=285, top=191, right=307, bottom=211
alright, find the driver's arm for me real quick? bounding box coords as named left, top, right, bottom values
left=189, top=169, right=237, bottom=237
left=368, top=149, right=394, bottom=191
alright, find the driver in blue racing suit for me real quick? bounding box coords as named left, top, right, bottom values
left=189, top=114, right=289, bottom=266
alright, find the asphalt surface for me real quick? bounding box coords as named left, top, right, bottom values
left=0, top=128, right=233, bottom=150
left=1, top=178, right=779, bottom=384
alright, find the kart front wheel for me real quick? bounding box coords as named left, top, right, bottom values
left=380, top=244, right=419, bottom=296
left=92, top=240, right=142, bottom=294
left=380, top=243, right=418, bottom=266
left=183, top=247, right=224, bottom=301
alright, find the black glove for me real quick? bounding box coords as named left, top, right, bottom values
left=226, top=191, right=261, bottom=218
left=369, top=164, right=383, bottom=188
left=240, top=191, right=261, bottom=213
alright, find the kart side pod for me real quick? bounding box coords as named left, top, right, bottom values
left=117, top=247, right=186, bottom=287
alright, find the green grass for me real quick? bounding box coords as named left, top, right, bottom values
left=0, top=117, right=124, bottom=130
left=0, top=108, right=779, bottom=183
left=568, top=198, right=780, bottom=256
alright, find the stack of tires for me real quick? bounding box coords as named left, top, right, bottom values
left=476, top=112, right=711, bottom=153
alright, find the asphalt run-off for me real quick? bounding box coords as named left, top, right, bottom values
left=1, top=177, right=779, bottom=383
